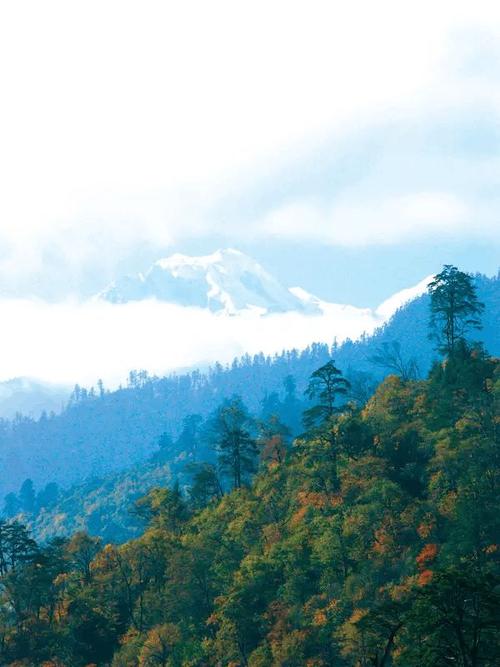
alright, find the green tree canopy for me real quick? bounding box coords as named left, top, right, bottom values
left=208, top=396, right=258, bottom=490
left=428, top=265, right=484, bottom=356
left=303, top=360, right=350, bottom=430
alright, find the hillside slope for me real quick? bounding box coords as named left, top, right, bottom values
left=2, top=348, right=499, bottom=665
left=0, top=274, right=497, bottom=503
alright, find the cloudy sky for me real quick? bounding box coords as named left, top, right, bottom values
left=0, top=1, right=498, bottom=385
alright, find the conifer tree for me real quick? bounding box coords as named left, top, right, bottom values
left=186, top=462, right=223, bottom=508
left=176, top=413, right=203, bottom=459
left=428, top=265, right=484, bottom=356
left=303, top=360, right=350, bottom=429
left=19, top=479, right=35, bottom=513
left=209, top=396, right=257, bottom=489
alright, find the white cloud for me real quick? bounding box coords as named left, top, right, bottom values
left=0, top=297, right=381, bottom=387
left=256, top=192, right=472, bottom=246
left=1, top=2, right=496, bottom=385
left=0, top=261, right=435, bottom=387
left=0, top=1, right=499, bottom=293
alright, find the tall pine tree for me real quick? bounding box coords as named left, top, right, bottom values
left=428, top=265, right=484, bottom=356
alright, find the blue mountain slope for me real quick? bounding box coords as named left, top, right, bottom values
left=1, top=273, right=498, bottom=524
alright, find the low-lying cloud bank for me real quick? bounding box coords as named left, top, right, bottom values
left=0, top=297, right=386, bottom=388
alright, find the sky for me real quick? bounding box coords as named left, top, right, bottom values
left=0, top=1, right=499, bottom=385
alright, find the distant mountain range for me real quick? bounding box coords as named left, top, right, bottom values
left=99, top=248, right=311, bottom=314
left=16, top=270, right=499, bottom=543
left=0, top=378, right=69, bottom=420
left=0, top=268, right=500, bottom=520
left=98, top=248, right=431, bottom=320
left=0, top=250, right=457, bottom=420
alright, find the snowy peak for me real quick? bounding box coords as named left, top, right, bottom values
left=375, top=275, right=433, bottom=320
left=99, top=248, right=433, bottom=320
left=155, top=248, right=244, bottom=272
left=100, top=248, right=321, bottom=314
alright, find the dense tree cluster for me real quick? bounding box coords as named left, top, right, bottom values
left=3, top=480, right=60, bottom=519
left=0, top=267, right=498, bottom=665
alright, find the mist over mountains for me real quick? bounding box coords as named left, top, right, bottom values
left=2, top=6, right=500, bottom=662
left=0, top=378, right=68, bottom=420
left=0, top=249, right=436, bottom=398
left=1, top=270, right=498, bottom=542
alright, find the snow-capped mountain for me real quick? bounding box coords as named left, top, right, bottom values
left=375, top=274, right=433, bottom=320
left=0, top=258, right=437, bottom=415
left=99, top=248, right=433, bottom=320
left=99, top=248, right=322, bottom=315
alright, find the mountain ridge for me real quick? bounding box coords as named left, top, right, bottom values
left=1, top=272, right=498, bottom=534
left=99, top=248, right=320, bottom=314
left=99, top=247, right=431, bottom=321
left=0, top=257, right=446, bottom=417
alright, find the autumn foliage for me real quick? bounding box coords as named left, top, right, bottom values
left=0, top=347, right=498, bottom=665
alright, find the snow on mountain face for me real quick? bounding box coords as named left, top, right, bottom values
left=100, top=249, right=322, bottom=315
left=99, top=248, right=433, bottom=322
left=375, top=275, right=433, bottom=320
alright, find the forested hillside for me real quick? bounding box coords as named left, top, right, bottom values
left=0, top=266, right=498, bottom=665
left=2, top=272, right=499, bottom=542
left=0, top=339, right=498, bottom=664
